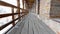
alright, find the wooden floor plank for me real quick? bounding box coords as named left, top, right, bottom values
left=7, top=13, right=56, bottom=34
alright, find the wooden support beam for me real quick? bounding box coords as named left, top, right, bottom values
left=17, top=0, right=20, bottom=20
left=22, top=0, right=24, bottom=9
left=22, top=0, right=24, bottom=18
left=25, top=4, right=29, bottom=14
left=35, top=1, right=36, bottom=13
left=38, top=0, right=40, bottom=14
left=12, top=8, right=15, bottom=26
left=22, top=0, right=24, bottom=12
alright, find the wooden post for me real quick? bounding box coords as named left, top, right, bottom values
left=38, top=0, right=40, bottom=14
left=17, top=0, right=20, bottom=20
left=25, top=3, right=29, bottom=14
left=12, top=8, right=15, bottom=26
left=22, top=0, right=24, bottom=9
left=35, top=0, right=36, bottom=14
left=22, top=0, right=25, bottom=18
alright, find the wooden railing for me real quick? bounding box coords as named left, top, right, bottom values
left=0, top=0, right=28, bottom=32
left=0, top=12, right=28, bottom=18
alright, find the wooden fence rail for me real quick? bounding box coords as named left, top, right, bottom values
left=0, top=12, right=28, bottom=18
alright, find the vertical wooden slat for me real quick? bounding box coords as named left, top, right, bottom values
left=35, top=0, right=36, bottom=14
left=17, top=0, right=20, bottom=20
left=22, top=0, right=24, bottom=9
left=22, top=0, right=25, bottom=18
left=12, top=8, right=15, bottom=26
left=38, top=0, right=40, bottom=14
left=22, top=0, right=25, bottom=13
left=25, top=3, right=29, bottom=15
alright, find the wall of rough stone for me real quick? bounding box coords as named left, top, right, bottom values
left=40, top=0, right=51, bottom=19
left=50, top=0, right=60, bottom=18
left=40, top=0, right=60, bottom=34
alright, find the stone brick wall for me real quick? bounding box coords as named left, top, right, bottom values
left=50, top=0, right=60, bottom=18
left=40, top=0, right=51, bottom=19
left=40, top=0, right=60, bottom=34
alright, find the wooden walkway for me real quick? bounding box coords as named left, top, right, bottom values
left=7, top=13, right=56, bottom=34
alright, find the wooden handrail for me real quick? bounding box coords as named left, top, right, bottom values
left=0, top=1, right=17, bottom=8
left=0, top=12, right=27, bottom=18
left=0, top=13, right=19, bottom=18
left=0, top=1, right=28, bottom=11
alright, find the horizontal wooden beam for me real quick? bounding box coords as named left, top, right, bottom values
left=0, top=1, right=28, bottom=11
left=0, top=1, right=17, bottom=8
left=0, top=13, right=19, bottom=18
left=0, top=12, right=27, bottom=18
